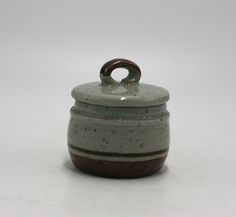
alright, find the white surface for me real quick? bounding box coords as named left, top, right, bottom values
left=0, top=0, right=236, bottom=216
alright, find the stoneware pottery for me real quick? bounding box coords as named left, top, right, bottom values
left=67, top=58, right=170, bottom=178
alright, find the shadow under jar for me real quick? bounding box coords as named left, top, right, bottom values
left=68, top=59, right=170, bottom=178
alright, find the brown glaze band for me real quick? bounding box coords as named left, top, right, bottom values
left=68, top=143, right=169, bottom=157
left=69, top=152, right=167, bottom=178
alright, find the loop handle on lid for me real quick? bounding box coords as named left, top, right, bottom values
left=100, top=58, right=141, bottom=85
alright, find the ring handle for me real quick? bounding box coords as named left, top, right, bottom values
left=100, top=58, right=141, bottom=85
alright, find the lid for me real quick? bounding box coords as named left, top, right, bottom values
left=72, top=59, right=169, bottom=107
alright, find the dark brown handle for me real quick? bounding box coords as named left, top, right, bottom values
left=100, top=58, right=141, bottom=85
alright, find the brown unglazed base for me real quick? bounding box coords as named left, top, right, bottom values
left=69, top=152, right=167, bottom=178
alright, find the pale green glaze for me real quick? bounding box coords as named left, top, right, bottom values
left=68, top=59, right=170, bottom=163
left=68, top=101, right=169, bottom=162
left=72, top=82, right=169, bottom=107
left=68, top=102, right=170, bottom=162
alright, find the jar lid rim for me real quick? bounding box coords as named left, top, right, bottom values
left=72, top=82, right=169, bottom=107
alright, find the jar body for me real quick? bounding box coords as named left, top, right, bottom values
left=68, top=101, right=170, bottom=178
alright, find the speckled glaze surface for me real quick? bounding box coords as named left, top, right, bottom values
left=68, top=59, right=170, bottom=178
left=72, top=82, right=169, bottom=107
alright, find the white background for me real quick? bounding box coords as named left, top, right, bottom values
left=0, top=0, right=236, bottom=216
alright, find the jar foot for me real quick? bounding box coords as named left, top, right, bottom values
left=69, top=152, right=167, bottom=178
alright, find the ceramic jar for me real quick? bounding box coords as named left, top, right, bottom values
left=68, top=59, right=170, bottom=178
